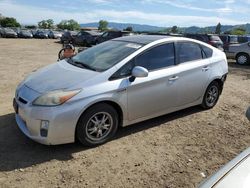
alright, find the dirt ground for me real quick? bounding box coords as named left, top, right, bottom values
left=0, top=39, right=249, bottom=188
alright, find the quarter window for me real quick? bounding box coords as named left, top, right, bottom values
left=177, top=42, right=203, bottom=63
left=201, top=45, right=213, bottom=58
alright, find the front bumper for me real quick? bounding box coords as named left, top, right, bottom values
left=13, top=85, right=83, bottom=145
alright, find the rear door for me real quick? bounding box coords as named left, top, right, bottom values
left=175, top=41, right=211, bottom=106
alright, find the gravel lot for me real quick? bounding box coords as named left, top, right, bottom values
left=0, top=39, right=249, bottom=188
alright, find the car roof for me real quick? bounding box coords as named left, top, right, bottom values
left=113, top=35, right=171, bottom=45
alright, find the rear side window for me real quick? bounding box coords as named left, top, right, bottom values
left=177, top=42, right=203, bottom=63
left=201, top=45, right=213, bottom=58
left=135, top=43, right=175, bottom=71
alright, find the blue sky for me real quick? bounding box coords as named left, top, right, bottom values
left=0, top=0, right=249, bottom=27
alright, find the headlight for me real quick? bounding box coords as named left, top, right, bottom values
left=33, top=89, right=81, bottom=106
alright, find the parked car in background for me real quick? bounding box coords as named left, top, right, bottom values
left=33, top=30, right=49, bottom=39
left=219, top=35, right=238, bottom=51
left=246, top=106, right=250, bottom=121
left=226, top=42, right=250, bottom=65
left=60, top=31, right=78, bottom=44
left=0, top=27, right=4, bottom=37
left=95, top=30, right=133, bottom=44
left=2, top=28, right=18, bottom=38
left=184, top=34, right=224, bottom=51
left=13, top=35, right=228, bottom=146
left=18, top=30, right=33, bottom=38
left=73, top=30, right=101, bottom=46
left=48, top=30, right=62, bottom=39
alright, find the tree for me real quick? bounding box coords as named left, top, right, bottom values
left=98, top=20, right=108, bottom=31
left=230, top=27, right=247, bottom=35
left=57, top=19, right=80, bottom=30
left=124, top=26, right=133, bottom=32
left=38, top=19, right=54, bottom=29
left=171, top=26, right=178, bottom=33
left=0, top=17, right=20, bottom=27
left=215, top=22, right=221, bottom=34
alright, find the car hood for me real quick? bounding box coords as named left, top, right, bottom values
left=24, top=60, right=100, bottom=93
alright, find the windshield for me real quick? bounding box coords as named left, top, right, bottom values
left=69, top=40, right=142, bottom=71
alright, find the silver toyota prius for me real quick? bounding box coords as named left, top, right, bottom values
left=14, top=35, right=228, bottom=146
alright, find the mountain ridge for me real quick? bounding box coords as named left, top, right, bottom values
left=80, top=22, right=250, bottom=33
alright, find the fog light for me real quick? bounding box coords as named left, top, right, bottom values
left=40, top=120, right=49, bottom=137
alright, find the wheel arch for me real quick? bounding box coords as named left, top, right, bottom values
left=74, top=100, right=124, bottom=141
left=236, top=52, right=250, bottom=59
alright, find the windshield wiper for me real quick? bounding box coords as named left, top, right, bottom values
left=68, top=58, right=98, bottom=71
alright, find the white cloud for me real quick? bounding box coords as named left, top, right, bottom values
left=0, top=0, right=247, bottom=27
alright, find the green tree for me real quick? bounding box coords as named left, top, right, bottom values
left=57, top=19, right=80, bottom=30
left=215, top=22, right=221, bottom=34
left=0, top=17, right=20, bottom=27
left=171, top=26, right=178, bottom=33
left=230, top=27, right=247, bottom=35
left=38, top=19, right=54, bottom=29
left=124, top=26, right=133, bottom=32
left=98, top=20, right=108, bottom=31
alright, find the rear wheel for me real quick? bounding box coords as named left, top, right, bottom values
left=201, top=81, right=220, bottom=109
left=76, top=103, right=119, bottom=146
left=236, top=53, right=250, bottom=65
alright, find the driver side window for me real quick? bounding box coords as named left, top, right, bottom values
left=110, top=42, right=175, bottom=80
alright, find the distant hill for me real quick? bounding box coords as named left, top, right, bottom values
left=80, top=22, right=250, bottom=33
left=80, top=22, right=164, bottom=32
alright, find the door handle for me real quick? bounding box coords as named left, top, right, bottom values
left=168, top=76, right=179, bottom=81
left=202, top=66, right=210, bottom=72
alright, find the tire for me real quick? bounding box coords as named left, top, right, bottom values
left=201, top=81, right=220, bottom=109
left=76, top=103, right=119, bottom=146
left=236, top=53, right=250, bottom=65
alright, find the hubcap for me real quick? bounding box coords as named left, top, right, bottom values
left=206, top=86, right=219, bottom=107
left=238, top=55, right=247, bottom=65
left=85, top=112, right=113, bottom=141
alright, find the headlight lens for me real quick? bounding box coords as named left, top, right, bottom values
left=33, top=89, right=81, bottom=106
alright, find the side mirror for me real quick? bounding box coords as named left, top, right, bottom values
left=129, top=66, right=148, bottom=82
left=246, top=107, right=250, bottom=121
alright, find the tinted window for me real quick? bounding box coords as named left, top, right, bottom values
left=177, top=42, right=202, bottom=63
left=110, top=32, right=121, bottom=37
left=110, top=43, right=175, bottom=79
left=201, top=45, right=213, bottom=58
left=135, top=43, right=175, bottom=71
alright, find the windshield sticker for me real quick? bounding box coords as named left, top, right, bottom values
left=125, top=43, right=141, bottom=49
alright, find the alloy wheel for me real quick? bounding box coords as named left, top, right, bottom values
left=206, top=85, right=219, bottom=107
left=85, top=112, right=113, bottom=141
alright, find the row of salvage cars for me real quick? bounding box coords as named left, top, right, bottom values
left=0, top=27, right=63, bottom=39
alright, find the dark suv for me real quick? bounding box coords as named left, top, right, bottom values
left=73, top=31, right=100, bottom=46
left=95, top=30, right=133, bottom=44
left=60, top=31, right=78, bottom=44
left=184, top=34, right=224, bottom=50
left=219, top=35, right=238, bottom=51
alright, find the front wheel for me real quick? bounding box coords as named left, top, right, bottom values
left=201, top=81, right=220, bottom=109
left=76, top=103, right=119, bottom=146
